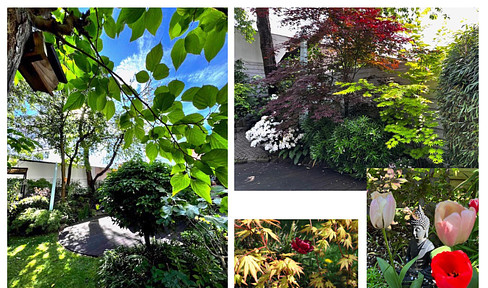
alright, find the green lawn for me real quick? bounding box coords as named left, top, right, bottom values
left=7, top=233, right=100, bottom=288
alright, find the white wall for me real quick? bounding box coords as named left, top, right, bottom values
left=234, top=28, right=290, bottom=78
left=11, top=160, right=109, bottom=187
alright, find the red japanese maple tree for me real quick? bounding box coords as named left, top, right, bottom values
left=264, top=8, right=409, bottom=128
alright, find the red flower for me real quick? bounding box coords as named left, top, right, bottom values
left=291, top=237, right=314, bottom=254
left=431, top=250, right=473, bottom=288
left=469, top=199, right=479, bottom=214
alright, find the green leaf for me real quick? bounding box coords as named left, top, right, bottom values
left=141, top=109, right=155, bottom=121
left=108, top=77, right=121, bottom=100
left=410, top=273, right=424, bottom=288
left=209, top=133, right=227, bottom=149
left=467, top=267, right=478, bottom=288
left=171, top=39, right=187, bottom=71
left=63, top=91, right=85, bottom=111
left=119, top=112, right=132, bottom=129
left=185, top=32, right=203, bottom=55
left=131, top=98, right=144, bottom=112
left=399, top=256, right=418, bottom=283
left=152, top=63, right=169, bottom=80
left=219, top=196, right=228, bottom=214
left=134, top=124, right=146, bottom=141
left=169, top=80, right=185, bottom=96
left=204, top=29, right=226, bottom=62
left=213, top=120, right=227, bottom=139
left=135, top=70, right=150, bottom=83
left=190, top=179, right=211, bottom=203
left=146, top=43, right=163, bottom=72
left=103, top=100, right=116, bottom=120
left=169, top=12, right=191, bottom=39
left=430, top=246, right=451, bottom=259
left=215, top=166, right=227, bottom=188
left=129, top=16, right=145, bottom=42
left=376, top=257, right=401, bottom=288
left=154, top=93, right=175, bottom=112
left=171, top=173, right=191, bottom=195
left=144, top=8, right=162, bottom=36
left=181, top=87, right=199, bottom=101
left=70, top=78, right=87, bottom=90
left=96, top=95, right=107, bottom=111
left=73, top=52, right=90, bottom=72
left=118, top=8, right=145, bottom=25
left=190, top=167, right=211, bottom=185
left=193, top=85, right=218, bottom=109
left=186, top=126, right=207, bottom=146
left=123, top=128, right=134, bottom=149
left=167, top=108, right=185, bottom=124
left=176, top=113, right=204, bottom=124
left=145, top=142, right=159, bottom=162
left=103, top=16, right=116, bottom=39
left=217, top=84, right=228, bottom=104
left=201, top=149, right=227, bottom=168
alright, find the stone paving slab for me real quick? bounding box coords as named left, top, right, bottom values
left=58, top=216, right=185, bottom=257
left=234, top=132, right=269, bottom=163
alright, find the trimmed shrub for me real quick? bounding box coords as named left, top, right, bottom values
left=98, top=159, right=201, bottom=250
left=8, top=195, right=49, bottom=223
left=437, top=25, right=479, bottom=167
left=10, top=208, right=62, bottom=236
left=326, top=116, right=402, bottom=178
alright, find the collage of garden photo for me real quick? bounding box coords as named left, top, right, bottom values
left=5, top=5, right=480, bottom=288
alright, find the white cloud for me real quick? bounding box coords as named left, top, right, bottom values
left=183, top=63, right=228, bottom=87
left=114, top=35, right=154, bottom=90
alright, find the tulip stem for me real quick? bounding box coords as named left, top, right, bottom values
left=382, top=228, right=395, bottom=268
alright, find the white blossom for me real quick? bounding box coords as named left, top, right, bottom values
left=245, top=116, right=304, bottom=154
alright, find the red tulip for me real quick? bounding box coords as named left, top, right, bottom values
left=291, top=237, right=314, bottom=254
left=469, top=199, right=479, bottom=214
left=431, top=250, right=473, bottom=288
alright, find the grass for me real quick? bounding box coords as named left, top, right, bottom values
left=7, top=233, right=100, bottom=288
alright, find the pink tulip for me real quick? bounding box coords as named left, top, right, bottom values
left=435, top=200, right=477, bottom=247
left=370, top=192, right=396, bottom=229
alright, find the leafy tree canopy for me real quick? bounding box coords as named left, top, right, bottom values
left=13, top=8, right=228, bottom=202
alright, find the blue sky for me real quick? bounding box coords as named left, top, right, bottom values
left=101, top=8, right=228, bottom=92
left=99, top=8, right=228, bottom=119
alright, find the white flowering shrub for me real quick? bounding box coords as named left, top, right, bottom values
left=245, top=116, right=304, bottom=153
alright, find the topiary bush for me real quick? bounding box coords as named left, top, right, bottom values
left=98, top=159, right=200, bottom=250
left=326, top=116, right=403, bottom=178
left=437, top=25, right=479, bottom=167
left=9, top=208, right=62, bottom=236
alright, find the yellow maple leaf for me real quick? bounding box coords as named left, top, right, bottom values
left=236, top=254, right=263, bottom=282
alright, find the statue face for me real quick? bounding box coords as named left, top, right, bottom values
left=413, top=225, right=426, bottom=241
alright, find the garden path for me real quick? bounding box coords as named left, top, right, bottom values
left=235, top=161, right=366, bottom=190
left=234, top=131, right=366, bottom=190
left=58, top=216, right=185, bottom=257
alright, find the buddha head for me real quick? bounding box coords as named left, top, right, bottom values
left=411, top=205, right=430, bottom=243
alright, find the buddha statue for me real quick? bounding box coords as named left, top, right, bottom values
left=405, top=204, right=435, bottom=285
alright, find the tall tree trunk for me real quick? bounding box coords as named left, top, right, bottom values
left=7, top=8, right=31, bottom=94
left=256, top=8, right=276, bottom=78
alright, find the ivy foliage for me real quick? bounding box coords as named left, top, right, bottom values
left=24, top=8, right=228, bottom=203
left=437, top=25, right=479, bottom=167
